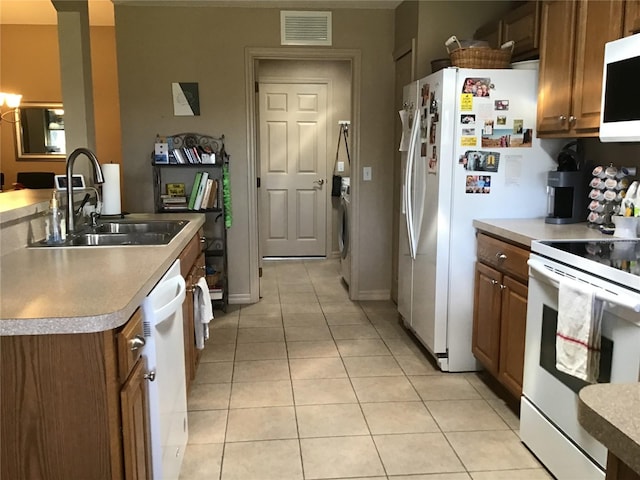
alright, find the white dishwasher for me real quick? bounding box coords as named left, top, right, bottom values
left=142, top=259, right=188, bottom=480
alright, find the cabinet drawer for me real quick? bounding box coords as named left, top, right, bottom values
left=180, top=228, right=204, bottom=277
left=476, top=233, right=529, bottom=282
left=117, top=308, right=146, bottom=383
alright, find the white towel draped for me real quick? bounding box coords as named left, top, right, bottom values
left=556, top=278, right=604, bottom=383
left=194, top=277, right=213, bottom=350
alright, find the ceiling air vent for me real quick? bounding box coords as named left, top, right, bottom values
left=281, top=11, right=332, bottom=46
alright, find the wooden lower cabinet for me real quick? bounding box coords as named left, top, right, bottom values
left=121, top=357, right=152, bottom=480
left=472, top=262, right=502, bottom=376
left=472, top=233, right=529, bottom=399
left=0, top=311, right=152, bottom=480
left=180, top=229, right=206, bottom=392
left=497, top=275, right=528, bottom=398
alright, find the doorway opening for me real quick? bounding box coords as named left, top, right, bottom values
left=245, top=48, right=361, bottom=303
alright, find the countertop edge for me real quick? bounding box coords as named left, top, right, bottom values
left=0, top=213, right=206, bottom=336
left=578, top=384, right=640, bottom=475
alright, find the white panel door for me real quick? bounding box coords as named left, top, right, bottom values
left=259, top=83, right=328, bottom=257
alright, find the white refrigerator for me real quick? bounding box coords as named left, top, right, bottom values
left=398, top=67, right=559, bottom=372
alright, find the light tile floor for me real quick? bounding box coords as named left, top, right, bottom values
left=179, top=258, right=553, bottom=480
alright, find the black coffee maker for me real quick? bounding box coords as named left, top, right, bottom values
left=545, top=142, right=589, bottom=224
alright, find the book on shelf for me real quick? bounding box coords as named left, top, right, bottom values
left=187, top=172, right=203, bottom=209
left=161, top=194, right=187, bottom=204
left=206, top=179, right=219, bottom=209
left=172, top=148, right=187, bottom=164
left=161, top=202, right=188, bottom=211
left=192, top=171, right=209, bottom=210
left=154, top=142, right=169, bottom=163
left=191, top=147, right=202, bottom=163
left=200, top=178, right=214, bottom=210
left=166, top=183, right=186, bottom=196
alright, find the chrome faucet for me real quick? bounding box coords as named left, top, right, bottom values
left=65, top=148, right=105, bottom=235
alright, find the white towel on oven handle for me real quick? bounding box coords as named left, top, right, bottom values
left=194, top=276, right=213, bottom=350
left=556, top=278, right=604, bottom=383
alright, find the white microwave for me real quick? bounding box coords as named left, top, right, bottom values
left=599, top=32, right=640, bottom=142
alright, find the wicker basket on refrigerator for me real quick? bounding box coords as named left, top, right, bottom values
left=445, top=36, right=515, bottom=69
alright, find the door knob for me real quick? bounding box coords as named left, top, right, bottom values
left=144, top=371, right=156, bottom=381
left=313, top=179, right=325, bottom=186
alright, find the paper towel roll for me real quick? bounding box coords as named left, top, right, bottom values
left=101, top=163, right=122, bottom=215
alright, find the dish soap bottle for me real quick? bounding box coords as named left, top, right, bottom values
left=45, top=190, right=65, bottom=245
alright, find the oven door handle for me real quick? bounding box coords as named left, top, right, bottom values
left=528, top=259, right=640, bottom=313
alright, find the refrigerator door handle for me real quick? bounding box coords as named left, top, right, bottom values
left=405, top=110, right=420, bottom=259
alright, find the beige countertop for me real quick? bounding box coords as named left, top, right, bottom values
left=0, top=212, right=205, bottom=336
left=579, top=383, right=640, bottom=474
left=473, top=218, right=613, bottom=247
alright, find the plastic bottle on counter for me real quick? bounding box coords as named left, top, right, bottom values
left=45, top=190, right=66, bottom=245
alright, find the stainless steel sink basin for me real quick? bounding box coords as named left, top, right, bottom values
left=67, top=232, right=176, bottom=246
left=29, top=220, right=188, bottom=247
left=95, top=220, right=187, bottom=235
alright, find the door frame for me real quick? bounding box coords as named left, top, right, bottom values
left=257, top=77, right=333, bottom=259
left=245, top=47, right=362, bottom=303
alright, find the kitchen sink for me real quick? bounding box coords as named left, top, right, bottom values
left=94, top=220, right=187, bottom=235
left=29, top=220, right=188, bottom=247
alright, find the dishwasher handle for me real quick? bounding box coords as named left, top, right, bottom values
left=149, top=274, right=187, bottom=326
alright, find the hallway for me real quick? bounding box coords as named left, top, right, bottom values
left=179, top=258, right=551, bottom=480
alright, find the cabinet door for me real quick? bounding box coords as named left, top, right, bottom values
left=475, top=19, right=502, bottom=49
left=624, top=0, right=640, bottom=36
left=472, top=262, right=502, bottom=376
left=498, top=276, right=528, bottom=399
left=571, top=0, right=624, bottom=133
left=184, top=268, right=196, bottom=392
left=121, top=358, right=152, bottom=480
left=537, top=0, right=578, bottom=135
left=184, top=251, right=206, bottom=390
left=502, top=1, right=541, bottom=60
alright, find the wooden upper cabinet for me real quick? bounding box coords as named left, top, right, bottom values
left=537, top=0, right=578, bottom=135
left=537, top=0, right=625, bottom=137
left=474, top=1, right=541, bottom=60
left=624, top=0, right=640, bottom=36
left=571, top=0, right=624, bottom=132
left=475, top=19, right=502, bottom=49
left=502, top=1, right=541, bottom=60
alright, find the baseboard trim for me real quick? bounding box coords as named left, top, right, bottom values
left=228, top=293, right=252, bottom=305
left=354, top=289, right=391, bottom=301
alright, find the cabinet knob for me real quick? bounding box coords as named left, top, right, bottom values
left=200, top=236, right=206, bottom=243
left=491, top=279, right=499, bottom=286
left=569, top=115, right=576, bottom=124
left=144, top=371, right=156, bottom=382
left=558, top=115, right=567, bottom=123
left=496, top=252, right=507, bottom=260
left=129, top=335, right=146, bottom=351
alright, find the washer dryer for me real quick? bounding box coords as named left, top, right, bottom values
left=339, top=177, right=351, bottom=286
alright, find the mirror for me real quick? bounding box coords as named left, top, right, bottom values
left=14, top=102, right=66, bottom=161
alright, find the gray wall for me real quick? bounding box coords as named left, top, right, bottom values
left=415, top=1, right=516, bottom=79
left=114, top=5, right=395, bottom=301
